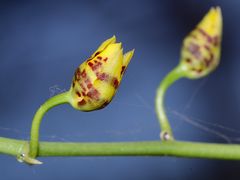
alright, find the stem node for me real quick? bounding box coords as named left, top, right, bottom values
left=160, top=131, right=174, bottom=141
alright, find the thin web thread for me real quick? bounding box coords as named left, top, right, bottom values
left=0, top=83, right=240, bottom=146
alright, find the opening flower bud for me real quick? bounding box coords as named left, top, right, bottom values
left=179, top=7, right=222, bottom=79
left=69, top=36, right=134, bottom=111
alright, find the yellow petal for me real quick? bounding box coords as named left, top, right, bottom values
left=123, top=49, right=135, bottom=67
left=197, top=7, right=222, bottom=37
left=100, top=42, right=122, bottom=60
left=91, top=35, right=116, bottom=58
left=97, top=43, right=123, bottom=76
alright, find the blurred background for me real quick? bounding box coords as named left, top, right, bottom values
left=0, top=0, right=239, bottom=179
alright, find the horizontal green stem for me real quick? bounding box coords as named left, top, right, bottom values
left=1, top=136, right=240, bottom=161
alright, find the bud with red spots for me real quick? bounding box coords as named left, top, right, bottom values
left=179, top=7, right=222, bottom=79
left=69, top=36, right=134, bottom=111
left=155, top=7, right=223, bottom=141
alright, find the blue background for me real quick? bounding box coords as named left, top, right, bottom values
left=0, top=0, right=240, bottom=179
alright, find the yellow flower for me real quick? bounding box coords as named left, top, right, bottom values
left=69, top=36, right=134, bottom=111
left=179, top=7, right=222, bottom=79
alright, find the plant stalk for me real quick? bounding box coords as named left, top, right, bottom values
left=155, top=65, right=185, bottom=140
left=29, top=91, right=70, bottom=158
left=1, top=137, right=240, bottom=161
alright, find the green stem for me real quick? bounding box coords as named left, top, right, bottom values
left=1, top=137, right=240, bottom=161
left=155, top=65, right=185, bottom=140
left=29, top=91, right=70, bottom=158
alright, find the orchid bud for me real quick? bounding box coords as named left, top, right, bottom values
left=155, top=7, right=223, bottom=141
left=179, top=7, right=222, bottom=79
left=69, top=36, right=134, bottom=111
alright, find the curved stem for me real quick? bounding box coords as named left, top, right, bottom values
left=155, top=65, right=185, bottom=140
left=29, top=91, right=70, bottom=158
left=1, top=137, right=240, bottom=162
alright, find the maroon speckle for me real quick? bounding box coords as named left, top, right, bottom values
left=97, top=56, right=102, bottom=60
left=80, top=83, right=86, bottom=92
left=209, top=53, right=214, bottom=62
left=81, top=70, right=87, bottom=78
left=78, top=99, right=86, bottom=106
left=88, top=62, right=93, bottom=67
left=85, top=78, right=91, bottom=84
left=112, top=78, right=119, bottom=89
left=94, top=60, right=98, bottom=63
left=204, top=44, right=211, bottom=52
left=186, top=58, right=192, bottom=63
left=75, top=68, right=81, bottom=80
left=85, top=78, right=92, bottom=89
left=204, top=53, right=214, bottom=67
left=82, top=91, right=86, bottom=96
left=188, top=42, right=201, bottom=59
left=76, top=91, right=81, bottom=97
left=97, top=73, right=109, bottom=81
left=94, top=52, right=100, bottom=57
left=91, top=62, right=102, bottom=71
left=121, top=66, right=126, bottom=75
left=198, top=28, right=213, bottom=43
left=191, top=68, right=202, bottom=73
left=204, top=59, right=211, bottom=67
left=87, top=83, right=93, bottom=89
left=213, top=36, right=220, bottom=47
left=196, top=69, right=203, bottom=73
left=103, top=57, right=108, bottom=62
left=87, top=89, right=100, bottom=100
left=72, top=82, right=75, bottom=88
